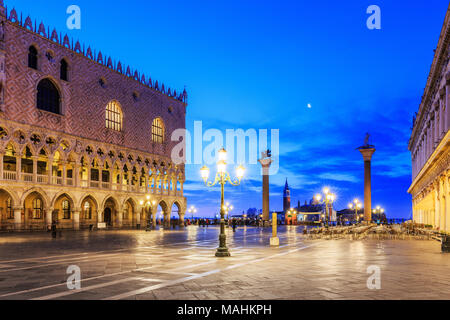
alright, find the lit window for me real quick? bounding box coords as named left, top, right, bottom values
left=62, top=200, right=71, bottom=220
left=32, top=198, right=43, bottom=219
left=106, top=101, right=123, bottom=131
left=152, top=118, right=165, bottom=144
left=6, top=197, right=13, bottom=219
left=83, top=201, right=92, bottom=220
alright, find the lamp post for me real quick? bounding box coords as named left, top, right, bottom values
left=348, top=199, right=362, bottom=224
left=200, top=148, right=245, bottom=257
left=188, top=205, right=197, bottom=223
left=372, top=206, right=385, bottom=223
left=315, top=188, right=336, bottom=227
left=223, top=202, right=233, bottom=227
left=139, top=195, right=157, bottom=231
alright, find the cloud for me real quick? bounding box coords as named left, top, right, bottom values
left=318, top=172, right=359, bottom=183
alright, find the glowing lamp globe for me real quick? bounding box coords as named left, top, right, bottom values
left=217, top=160, right=227, bottom=174
left=236, top=165, right=245, bottom=180
left=200, top=166, right=210, bottom=181
left=218, top=148, right=227, bottom=161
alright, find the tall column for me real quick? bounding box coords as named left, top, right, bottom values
left=13, top=206, right=22, bottom=230
left=358, top=147, right=376, bottom=223
left=73, top=208, right=81, bottom=230
left=258, top=154, right=273, bottom=222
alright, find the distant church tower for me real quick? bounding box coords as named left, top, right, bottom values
left=283, top=179, right=291, bottom=213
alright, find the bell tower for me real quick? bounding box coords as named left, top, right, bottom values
left=283, top=179, right=291, bottom=213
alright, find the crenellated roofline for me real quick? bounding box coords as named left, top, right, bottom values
left=1, top=1, right=188, bottom=106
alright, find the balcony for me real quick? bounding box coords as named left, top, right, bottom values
left=3, top=171, right=16, bottom=181
left=0, top=169, right=183, bottom=197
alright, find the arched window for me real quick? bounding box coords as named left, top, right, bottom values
left=152, top=118, right=165, bottom=144
left=60, top=59, right=68, bottom=81
left=37, top=79, right=60, bottom=114
left=105, top=101, right=123, bottom=131
left=28, top=46, right=38, bottom=69
left=123, top=202, right=129, bottom=220
left=83, top=201, right=92, bottom=220
left=32, top=198, right=43, bottom=219
left=6, top=197, right=13, bottom=219
left=62, top=200, right=71, bottom=220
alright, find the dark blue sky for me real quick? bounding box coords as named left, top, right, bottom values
left=10, top=0, right=449, bottom=218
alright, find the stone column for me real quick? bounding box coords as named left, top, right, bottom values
left=440, top=177, right=446, bottom=231
left=61, top=160, right=67, bottom=186
left=31, top=155, right=38, bottom=183
left=13, top=206, right=22, bottom=230
left=446, top=174, right=450, bottom=232
left=17, top=155, right=23, bottom=181
left=152, top=206, right=157, bottom=228
left=258, top=157, right=273, bottom=222
left=434, top=183, right=440, bottom=229
left=446, top=83, right=450, bottom=132
left=45, top=207, right=53, bottom=228
left=136, top=207, right=141, bottom=228
left=358, top=147, right=376, bottom=223
left=73, top=162, right=80, bottom=188
left=118, top=209, right=123, bottom=228
left=97, top=210, right=103, bottom=223
left=73, top=208, right=81, bottom=230
left=0, top=152, right=4, bottom=180
left=179, top=212, right=185, bottom=228
left=47, top=156, right=53, bottom=184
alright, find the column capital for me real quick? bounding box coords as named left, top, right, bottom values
left=358, top=147, right=376, bottom=162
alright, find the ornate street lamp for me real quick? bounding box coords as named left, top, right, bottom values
left=348, top=198, right=362, bottom=223
left=140, top=195, right=157, bottom=231
left=315, top=188, right=336, bottom=227
left=200, top=148, right=245, bottom=257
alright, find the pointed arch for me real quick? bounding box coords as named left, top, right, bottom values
left=21, top=187, right=50, bottom=209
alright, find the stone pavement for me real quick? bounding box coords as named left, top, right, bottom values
left=0, top=225, right=449, bottom=300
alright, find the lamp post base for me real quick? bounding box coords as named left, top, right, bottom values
left=215, top=247, right=231, bottom=257
left=270, top=237, right=279, bottom=246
